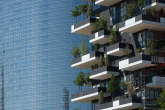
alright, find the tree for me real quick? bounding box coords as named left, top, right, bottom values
left=73, top=72, right=85, bottom=91
left=71, top=8, right=81, bottom=22
left=109, top=28, right=118, bottom=45
left=92, top=17, right=107, bottom=33
left=146, top=39, right=156, bottom=55
left=84, top=73, right=92, bottom=87
left=107, top=75, right=117, bottom=100
left=86, top=5, right=93, bottom=17
left=71, top=46, right=80, bottom=58
left=137, top=0, right=144, bottom=12
left=126, top=2, right=136, bottom=18
left=157, top=89, right=165, bottom=110
left=78, top=4, right=88, bottom=18
left=80, top=37, right=89, bottom=56
left=98, top=91, right=104, bottom=104
left=98, top=56, right=105, bottom=67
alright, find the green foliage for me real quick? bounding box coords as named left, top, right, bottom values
left=98, top=91, right=104, bottom=104
left=80, top=37, right=89, bottom=56
left=146, top=39, right=156, bottom=55
left=107, top=75, right=118, bottom=99
left=109, top=28, right=118, bottom=45
left=98, top=56, right=105, bottom=67
left=157, top=89, right=165, bottom=110
left=78, top=4, right=88, bottom=16
left=92, top=17, right=107, bottom=33
left=84, top=73, right=92, bottom=86
left=71, top=46, right=80, bottom=58
left=93, top=44, right=100, bottom=52
left=74, top=72, right=85, bottom=91
left=126, top=2, right=136, bottom=18
left=137, top=0, right=144, bottom=11
left=137, top=47, right=142, bottom=53
left=86, top=5, right=93, bottom=17
left=105, top=55, right=111, bottom=66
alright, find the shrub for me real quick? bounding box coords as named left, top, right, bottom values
left=99, top=91, right=104, bottom=104
left=80, top=37, right=89, bottom=56
left=92, top=17, right=107, bottom=33
left=71, top=46, right=80, bottom=58
left=73, top=72, right=85, bottom=91
left=109, top=28, right=118, bottom=45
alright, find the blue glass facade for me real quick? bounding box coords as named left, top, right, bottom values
left=0, top=0, right=89, bottom=110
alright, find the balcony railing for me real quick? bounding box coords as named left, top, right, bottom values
left=106, top=43, right=132, bottom=56
left=71, top=17, right=96, bottom=35
left=95, top=0, right=122, bottom=6
left=117, top=14, right=165, bottom=33
left=96, top=97, right=142, bottom=110
left=90, top=66, right=119, bottom=80
left=71, top=51, right=104, bottom=68
left=89, top=30, right=109, bottom=44
left=71, top=87, right=106, bottom=102
left=119, top=54, right=165, bottom=71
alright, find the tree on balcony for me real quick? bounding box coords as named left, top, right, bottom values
left=109, top=28, right=118, bottom=45
left=137, top=0, right=144, bottom=12
left=146, top=39, right=156, bottom=55
left=84, top=73, right=92, bottom=87
left=126, top=2, right=137, bottom=18
left=92, top=44, right=100, bottom=52
left=71, top=7, right=81, bottom=23
left=92, top=17, right=107, bottom=33
left=74, top=72, right=85, bottom=91
left=71, top=46, right=80, bottom=58
left=86, top=5, right=93, bottom=17
left=98, top=56, right=105, bottom=67
left=107, top=75, right=118, bottom=100
left=80, top=37, right=89, bottom=56
left=98, top=91, right=104, bottom=104
left=157, top=89, right=165, bottom=110
left=78, top=4, right=88, bottom=18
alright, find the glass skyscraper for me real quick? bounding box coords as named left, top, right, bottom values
left=0, top=0, right=89, bottom=110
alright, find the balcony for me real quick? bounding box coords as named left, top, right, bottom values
left=95, top=0, right=122, bottom=6
left=147, top=76, right=165, bottom=88
left=106, top=43, right=132, bottom=56
left=71, top=51, right=104, bottom=69
left=143, top=0, right=165, bottom=11
left=119, top=55, right=165, bottom=71
left=89, top=30, right=109, bottom=44
left=71, top=17, right=96, bottom=35
left=96, top=97, right=142, bottom=110
left=118, top=14, right=165, bottom=33
left=90, top=66, right=119, bottom=80
left=71, top=87, right=105, bottom=102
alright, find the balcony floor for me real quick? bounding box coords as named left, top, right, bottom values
left=119, top=20, right=165, bottom=33
left=112, top=103, right=142, bottom=110
left=71, top=23, right=93, bottom=35
left=107, top=48, right=132, bottom=56
left=95, top=0, right=122, bottom=6
left=90, top=71, right=119, bottom=80
left=90, top=35, right=109, bottom=44
left=71, top=92, right=99, bottom=102
left=119, top=60, right=155, bottom=71
left=71, top=57, right=98, bottom=68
